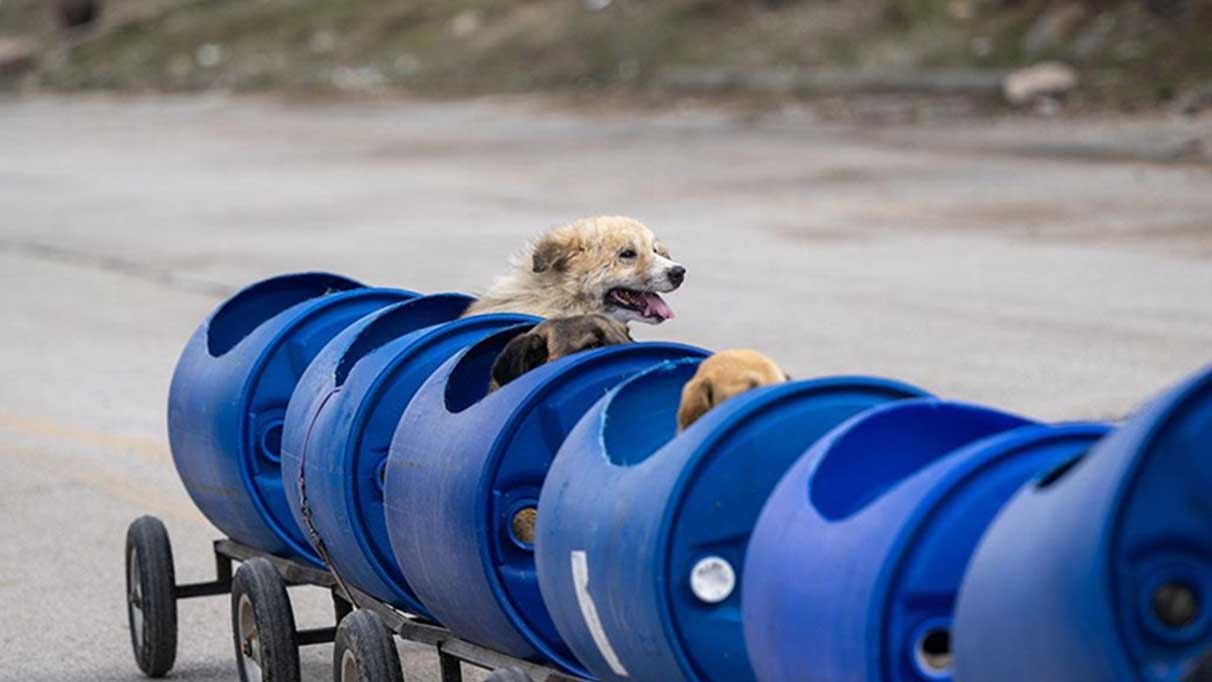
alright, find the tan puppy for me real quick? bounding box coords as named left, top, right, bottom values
left=677, top=349, right=789, bottom=431
left=464, top=216, right=686, bottom=325
left=489, top=314, right=633, bottom=391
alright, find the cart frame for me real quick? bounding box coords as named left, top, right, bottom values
left=134, top=523, right=586, bottom=682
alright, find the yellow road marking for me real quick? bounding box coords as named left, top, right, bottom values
left=0, top=412, right=204, bottom=527
left=0, top=412, right=170, bottom=461
left=3, top=441, right=207, bottom=528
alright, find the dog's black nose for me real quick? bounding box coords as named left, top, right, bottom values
left=667, top=265, right=686, bottom=287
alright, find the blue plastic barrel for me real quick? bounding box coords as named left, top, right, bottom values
left=536, top=360, right=929, bottom=682
left=743, top=399, right=1111, bottom=682
left=954, top=367, right=1212, bottom=682
left=167, top=272, right=417, bottom=561
left=280, top=293, right=537, bottom=613
left=385, top=332, right=708, bottom=674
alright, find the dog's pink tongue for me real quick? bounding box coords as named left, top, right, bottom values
left=643, top=293, right=675, bottom=321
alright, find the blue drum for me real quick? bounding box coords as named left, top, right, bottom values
left=385, top=331, right=708, bottom=674
left=167, top=272, right=416, bottom=560
left=743, top=398, right=1111, bottom=682
left=536, top=359, right=928, bottom=682
left=281, top=293, right=536, bottom=614
left=954, top=367, right=1212, bottom=682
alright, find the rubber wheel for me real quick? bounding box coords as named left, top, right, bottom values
left=125, top=516, right=178, bottom=677
left=484, top=668, right=533, bottom=682
left=332, top=610, right=404, bottom=682
left=231, top=558, right=300, bottom=682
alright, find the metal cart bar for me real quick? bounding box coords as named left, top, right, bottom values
left=210, top=538, right=587, bottom=682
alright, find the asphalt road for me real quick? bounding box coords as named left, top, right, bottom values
left=0, top=94, right=1209, bottom=681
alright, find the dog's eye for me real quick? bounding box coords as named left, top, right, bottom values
left=619, top=249, right=637, bottom=260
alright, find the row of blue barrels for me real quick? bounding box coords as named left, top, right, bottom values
left=167, top=272, right=1211, bottom=682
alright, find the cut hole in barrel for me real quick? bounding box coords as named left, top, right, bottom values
left=809, top=402, right=1030, bottom=521
left=914, top=626, right=953, bottom=678
left=207, top=273, right=360, bottom=357
left=602, top=359, right=702, bottom=467
left=335, top=294, right=473, bottom=387
left=444, top=323, right=537, bottom=413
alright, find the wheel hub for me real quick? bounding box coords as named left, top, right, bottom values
left=341, top=648, right=360, bottom=682
left=127, top=547, right=144, bottom=651
left=237, top=594, right=264, bottom=682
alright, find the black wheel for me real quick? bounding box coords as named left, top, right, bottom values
left=332, top=610, right=404, bottom=682
left=125, top=516, right=178, bottom=677
left=231, top=558, right=300, bottom=682
left=484, top=668, right=533, bottom=682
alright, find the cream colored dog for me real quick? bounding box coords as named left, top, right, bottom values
left=463, top=216, right=686, bottom=325
left=677, top=349, right=789, bottom=431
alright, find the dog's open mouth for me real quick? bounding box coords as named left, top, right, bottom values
left=607, top=288, right=675, bottom=322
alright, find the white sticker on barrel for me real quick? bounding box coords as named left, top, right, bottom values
left=571, top=550, right=629, bottom=677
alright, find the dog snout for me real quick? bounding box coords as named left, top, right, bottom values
left=667, top=265, right=686, bottom=288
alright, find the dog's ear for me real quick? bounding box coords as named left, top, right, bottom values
left=677, top=377, right=715, bottom=432
left=531, top=232, right=580, bottom=273
left=491, top=332, right=550, bottom=390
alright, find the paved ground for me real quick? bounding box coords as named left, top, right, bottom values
left=0, top=94, right=1209, bottom=681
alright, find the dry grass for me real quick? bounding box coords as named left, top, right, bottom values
left=1, top=0, right=1209, bottom=107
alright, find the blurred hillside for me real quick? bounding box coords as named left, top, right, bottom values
left=1, top=0, right=1210, bottom=111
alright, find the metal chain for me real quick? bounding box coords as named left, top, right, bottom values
left=294, top=399, right=363, bottom=612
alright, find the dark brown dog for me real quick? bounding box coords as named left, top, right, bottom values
left=677, top=349, right=788, bottom=431
left=490, top=314, right=633, bottom=391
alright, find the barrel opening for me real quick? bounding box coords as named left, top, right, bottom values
left=508, top=503, right=539, bottom=550
left=1137, top=559, right=1212, bottom=644
left=335, top=294, right=473, bottom=386
left=912, top=622, right=953, bottom=679
left=1152, top=580, right=1201, bottom=630
left=207, top=273, right=361, bottom=357
left=444, top=323, right=538, bottom=413
left=603, top=359, right=703, bottom=467
left=809, top=401, right=1029, bottom=521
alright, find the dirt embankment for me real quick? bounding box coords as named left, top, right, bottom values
left=1, top=0, right=1210, bottom=112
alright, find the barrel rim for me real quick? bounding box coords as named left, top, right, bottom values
left=343, top=311, right=540, bottom=612
left=474, top=341, right=710, bottom=675
left=875, top=421, right=1110, bottom=682
left=656, top=375, right=932, bottom=681
left=235, top=285, right=418, bottom=563
left=1104, top=366, right=1212, bottom=668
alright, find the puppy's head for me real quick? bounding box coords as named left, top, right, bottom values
left=490, top=314, right=633, bottom=391
left=530, top=216, right=686, bottom=325
left=677, top=349, right=788, bottom=431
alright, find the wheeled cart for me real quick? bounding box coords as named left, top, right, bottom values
left=124, top=515, right=587, bottom=682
